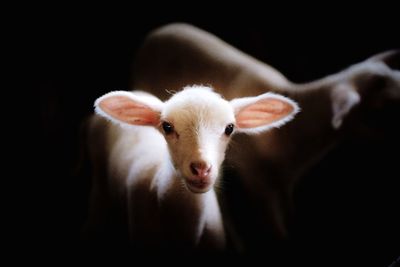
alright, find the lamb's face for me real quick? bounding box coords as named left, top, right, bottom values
left=160, top=88, right=235, bottom=193
left=95, top=86, right=299, bottom=193
left=330, top=51, right=400, bottom=130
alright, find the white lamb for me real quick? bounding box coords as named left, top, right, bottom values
left=85, top=85, right=299, bottom=251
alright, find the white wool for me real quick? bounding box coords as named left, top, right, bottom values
left=89, top=84, right=298, bottom=248
left=131, top=23, right=400, bottom=243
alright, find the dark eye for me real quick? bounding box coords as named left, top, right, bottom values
left=224, top=123, right=234, bottom=136
left=162, top=121, right=174, bottom=134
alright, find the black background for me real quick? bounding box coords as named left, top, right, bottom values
left=34, top=9, right=399, bottom=265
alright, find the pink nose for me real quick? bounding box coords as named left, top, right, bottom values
left=190, top=161, right=211, bottom=178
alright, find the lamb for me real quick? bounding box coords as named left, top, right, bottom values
left=84, top=85, right=299, bottom=252
left=132, top=23, right=400, bottom=241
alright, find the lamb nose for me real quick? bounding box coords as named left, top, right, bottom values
left=190, top=162, right=211, bottom=177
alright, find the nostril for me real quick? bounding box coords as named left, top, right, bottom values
left=203, top=166, right=211, bottom=176
left=190, top=163, right=199, bottom=175
left=190, top=162, right=211, bottom=177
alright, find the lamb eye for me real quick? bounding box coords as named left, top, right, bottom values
left=224, top=123, right=234, bottom=136
left=162, top=121, right=174, bottom=134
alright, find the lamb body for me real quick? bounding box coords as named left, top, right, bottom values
left=85, top=85, right=298, bottom=251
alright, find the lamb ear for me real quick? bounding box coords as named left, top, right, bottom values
left=331, top=84, right=360, bottom=129
left=94, top=91, right=164, bottom=126
left=230, top=92, right=300, bottom=134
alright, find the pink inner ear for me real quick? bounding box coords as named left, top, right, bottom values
left=236, top=98, right=294, bottom=128
left=99, top=96, right=159, bottom=126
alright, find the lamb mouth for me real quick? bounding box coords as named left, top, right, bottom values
left=185, top=180, right=211, bottom=193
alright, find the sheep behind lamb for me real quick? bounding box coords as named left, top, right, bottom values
left=84, top=85, right=299, bottom=252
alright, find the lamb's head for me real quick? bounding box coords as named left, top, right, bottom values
left=330, top=50, right=400, bottom=130
left=95, top=85, right=299, bottom=193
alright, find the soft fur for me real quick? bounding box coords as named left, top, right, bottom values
left=86, top=85, right=298, bottom=250
left=133, top=23, right=400, bottom=243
